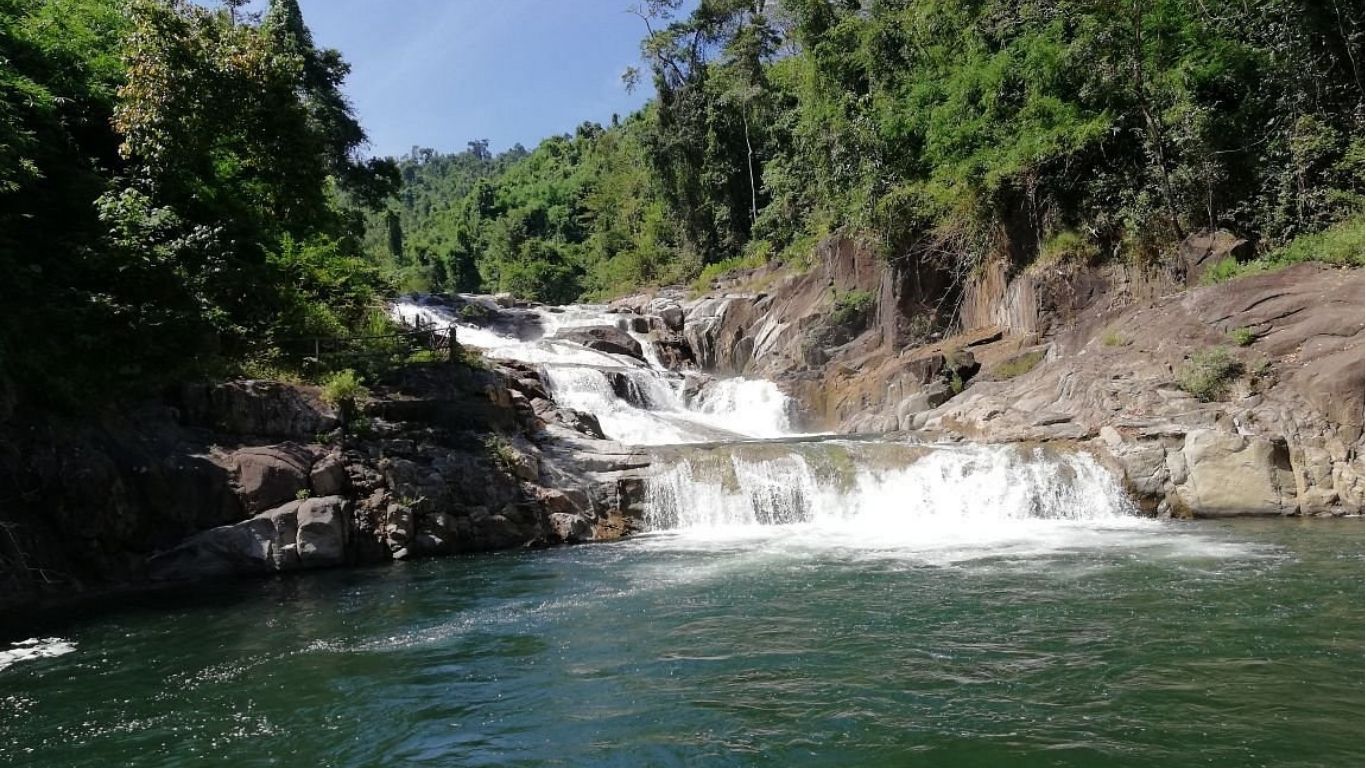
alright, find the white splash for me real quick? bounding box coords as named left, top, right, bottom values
left=644, top=442, right=1139, bottom=538
left=0, top=637, right=76, bottom=672
left=688, top=378, right=793, bottom=438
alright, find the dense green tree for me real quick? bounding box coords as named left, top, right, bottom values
left=0, top=0, right=132, bottom=403
left=366, top=114, right=691, bottom=302
left=369, top=0, right=1360, bottom=307
left=0, top=0, right=397, bottom=409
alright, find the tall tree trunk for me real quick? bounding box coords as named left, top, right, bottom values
left=1130, top=1, right=1185, bottom=241
left=742, top=109, right=758, bottom=226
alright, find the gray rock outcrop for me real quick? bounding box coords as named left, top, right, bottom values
left=553, top=325, right=643, bottom=360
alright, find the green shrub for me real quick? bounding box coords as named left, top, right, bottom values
left=404, top=348, right=442, bottom=363
left=1229, top=327, right=1256, bottom=347
left=1101, top=329, right=1125, bottom=347
left=993, top=350, right=1046, bottom=379
left=1202, top=256, right=1257, bottom=284
left=1036, top=230, right=1100, bottom=270
left=1269, top=215, right=1364, bottom=268
left=1205, top=217, right=1364, bottom=284
left=459, top=302, right=490, bottom=321
left=321, top=369, right=369, bottom=407
left=484, top=434, right=518, bottom=469
left=691, top=248, right=771, bottom=295
left=458, top=346, right=488, bottom=369
left=349, top=416, right=375, bottom=439
left=237, top=356, right=306, bottom=384
left=831, top=290, right=876, bottom=327
left=1177, top=347, right=1244, bottom=402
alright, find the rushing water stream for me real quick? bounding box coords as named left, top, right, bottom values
left=391, top=296, right=797, bottom=445
left=1, top=297, right=1360, bottom=766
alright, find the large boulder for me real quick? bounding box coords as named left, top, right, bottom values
left=604, top=371, right=651, bottom=408
left=658, top=305, right=685, bottom=332
left=1176, top=430, right=1297, bottom=516
left=295, top=496, right=349, bottom=567
left=654, top=335, right=696, bottom=370
left=147, top=516, right=278, bottom=580
left=1102, top=432, right=1173, bottom=502
left=414, top=511, right=460, bottom=555
left=554, top=407, right=608, bottom=439
left=553, top=326, right=643, bottom=360
left=148, top=500, right=311, bottom=580
left=384, top=502, right=415, bottom=556
left=231, top=444, right=313, bottom=513
left=548, top=512, right=592, bottom=544
left=470, top=508, right=527, bottom=549
left=178, top=380, right=337, bottom=439
left=1178, top=229, right=1251, bottom=285
left=309, top=452, right=348, bottom=496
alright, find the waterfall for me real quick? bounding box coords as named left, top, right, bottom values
left=389, top=296, right=797, bottom=446
left=644, top=442, right=1135, bottom=532
left=690, top=378, right=793, bottom=438
left=388, top=295, right=1139, bottom=536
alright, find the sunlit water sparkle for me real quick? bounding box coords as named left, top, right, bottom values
left=1, top=519, right=1360, bottom=767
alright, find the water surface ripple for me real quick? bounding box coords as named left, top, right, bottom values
left=1, top=519, right=1360, bottom=767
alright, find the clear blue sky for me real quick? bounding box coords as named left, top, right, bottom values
left=278, top=0, right=666, bottom=158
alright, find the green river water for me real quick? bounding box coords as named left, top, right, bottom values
left=1, top=518, right=1361, bottom=767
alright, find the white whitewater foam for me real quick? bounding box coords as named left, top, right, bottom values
left=543, top=366, right=701, bottom=445
left=0, top=637, right=76, bottom=672
left=687, top=378, right=793, bottom=438
left=389, top=296, right=797, bottom=446
left=631, top=442, right=1270, bottom=566
left=644, top=443, right=1143, bottom=546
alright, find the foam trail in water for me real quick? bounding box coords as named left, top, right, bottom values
left=0, top=637, right=76, bottom=672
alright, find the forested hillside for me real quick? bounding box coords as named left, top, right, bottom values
left=374, top=0, right=1363, bottom=303
left=2, top=0, right=1360, bottom=411
left=0, top=0, right=396, bottom=408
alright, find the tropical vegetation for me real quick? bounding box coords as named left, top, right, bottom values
left=0, top=0, right=397, bottom=408
left=372, top=0, right=1363, bottom=305
left=1, top=0, right=1361, bottom=411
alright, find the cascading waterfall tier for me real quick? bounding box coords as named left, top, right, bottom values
left=390, top=295, right=1139, bottom=533
left=644, top=440, right=1136, bottom=532
left=390, top=295, right=796, bottom=446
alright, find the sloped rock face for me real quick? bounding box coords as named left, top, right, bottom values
left=149, top=495, right=352, bottom=580
left=611, top=234, right=978, bottom=434
left=615, top=236, right=1362, bottom=518
left=553, top=326, right=643, bottom=360
left=178, top=380, right=337, bottom=439
left=915, top=264, right=1363, bottom=516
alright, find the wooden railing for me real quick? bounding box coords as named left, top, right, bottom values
left=276, top=318, right=459, bottom=370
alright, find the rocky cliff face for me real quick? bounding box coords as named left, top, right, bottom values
left=4, top=234, right=1358, bottom=607
left=610, top=236, right=1363, bottom=518
left=0, top=361, right=646, bottom=609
